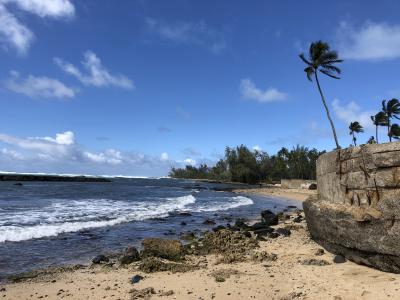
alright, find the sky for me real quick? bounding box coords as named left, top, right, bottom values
left=0, top=0, right=400, bottom=176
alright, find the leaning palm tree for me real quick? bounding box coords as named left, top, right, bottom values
left=382, top=99, right=400, bottom=142
left=371, top=111, right=388, bottom=143
left=349, top=121, right=364, bottom=146
left=300, top=41, right=343, bottom=149
left=389, top=124, right=400, bottom=140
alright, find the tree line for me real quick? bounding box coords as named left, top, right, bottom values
left=169, top=145, right=325, bottom=184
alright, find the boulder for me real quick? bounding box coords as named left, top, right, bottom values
left=275, top=228, right=291, bottom=237
left=203, top=219, right=216, bottom=225
left=141, top=238, right=184, bottom=261
left=119, top=246, right=140, bottom=265
left=260, top=210, right=278, bottom=226
left=92, top=255, right=109, bottom=264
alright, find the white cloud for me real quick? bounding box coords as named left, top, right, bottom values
left=1, top=148, right=23, bottom=159
left=0, top=0, right=74, bottom=54
left=5, top=71, right=76, bottom=99
left=332, top=99, right=374, bottom=130
left=337, top=21, right=400, bottom=61
left=84, top=149, right=123, bottom=165
left=54, top=51, right=134, bottom=89
left=240, top=78, right=287, bottom=103
left=43, top=131, right=74, bottom=145
left=146, top=18, right=226, bottom=54
left=252, top=145, right=262, bottom=152
left=160, top=152, right=169, bottom=161
left=184, top=158, right=196, bottom=166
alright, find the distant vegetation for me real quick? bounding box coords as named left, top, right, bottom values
left=169, top=145, right=325, bottom=184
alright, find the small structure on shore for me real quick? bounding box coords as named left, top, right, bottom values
left=303, top=142, right=400, bottom=273
left=281, top=179, right=315, bottom=189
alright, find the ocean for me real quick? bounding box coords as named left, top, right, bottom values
left=0, top=178, right=300, bottom=281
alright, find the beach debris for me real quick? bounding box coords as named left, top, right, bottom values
left=301, top=258, right=331, bottom=266
left=280, top=291, right=304, bottom=300
left=130, top=274, right=144, bottom=284
left=203, top=219, right=216, bottom=225
left=275, top=228, right=291, bottom=237
left=141, top=238, right=184, bottom=261
left=314, top=249, right=325, bottom=256
left=129, top=287, right=155, bottom=299
left=250, top=251, right=278, bottom=262
left=92, top=254, right=109, bottom=264
left=209, top=268, right=239, bottom=282
left=159, top=290, right=174, bottom=296
left=119, top=246, right=140, bottom=265
left=139, top=257, right=197, bottom=273
left=333, top=255, right=346, bottom=264
left=261, top=210, right=279, bottom=226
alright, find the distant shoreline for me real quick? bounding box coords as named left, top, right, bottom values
left=0, top=174, right=111, bottom=182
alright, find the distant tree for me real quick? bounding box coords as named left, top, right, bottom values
left=389, top=124, right=400, bottom=140
left=349, top=121, right=364, bottom=146
left=381, top=99, right=400, bottom=142
left=300, top=41, right=343, bottom=149
left=371, top=111, right=388, bottom=143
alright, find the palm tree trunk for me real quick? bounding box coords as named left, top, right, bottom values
left=388, top=120, right=392, bottom=142
left=352, top=132, right=356, bottom=146
left=314, top=72, right=341, bottom=149
left=376, top=125, right=378, bottom=144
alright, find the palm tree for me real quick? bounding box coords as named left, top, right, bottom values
left=300, top=41, right=343, bottom=149
left=349, top=121, right=364, bottom=146
left=382, top=99, right=400, bottom=142
left=389, top=124, right=400, bottom=140
left=371, top=111, right=388, bottom=143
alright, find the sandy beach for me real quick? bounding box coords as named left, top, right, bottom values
left=233, top=187, right=317, bottom=202
left=2, top=188, right=400, bottom=300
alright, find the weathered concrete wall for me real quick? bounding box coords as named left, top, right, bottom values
left=281, top=179, right=315, bottom=189
left=304, top=142, right=400, bottom=272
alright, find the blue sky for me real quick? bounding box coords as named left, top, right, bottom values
left=0, top=0, right=399, bottom=176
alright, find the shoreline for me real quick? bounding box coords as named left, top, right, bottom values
left=3, top=204, right=400, bottom=299
left=233, top=187, right=317, bottom=202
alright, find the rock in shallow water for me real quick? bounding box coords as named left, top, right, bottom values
left=92, top=255, right=109, bottom=264
left=260, top=210, right=278, bottom=226
left=119, top=246, right=140, bottom=265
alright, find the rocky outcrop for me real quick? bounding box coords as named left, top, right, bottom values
left=303, top=142, right=400, bottom=273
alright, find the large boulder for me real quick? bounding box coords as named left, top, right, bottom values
left=141, top=238, right=184, bottom=261
left=304, top=143, right=400, bottom=273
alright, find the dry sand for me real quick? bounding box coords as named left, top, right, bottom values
left=233, top=187, right=317, bottom=202
left=2, top=189, right=400, bottom=300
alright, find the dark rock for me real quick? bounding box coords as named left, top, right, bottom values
left=92, top=255, right=109, bottom=264
left=178, top=212, right=192, bottom=217
left=260, top=210, right=278, bottom=226
left=254, top=227, right=274, bottom=236
left=301, top=258, right=331, bottom=266
left=233, top=218, right=250, bottom=230
left=130, top=275, right=144, bottom=284
left=119, top=246, right=140, bottom=265
left=212, top=225, right=226, bottom=232
left=250, top=222, right=271, bottom=231
left=203, top=219, right=216, bottom=225
left=315, top=249, right=325, bottom=256
left=256, top=235, right=267, bottom=241
left=141, top=238, right=184, bottom=261
left=275, top=228, right=291, bottom=237
left=308, top=183, right=317, bottom=190
left=266, top=232, right=280, bottom=239
left=287, top=205, right=297, bottom=209
left=0, top=287, right=5, bottom=292
left=180, top=221, right=187, bottom=226
left=293, top=216, right=303, bottom=223
left=242, top=231, right=252, bottom=238
left=333, top=255, right=346, bottom=264
left=13, top=182, right=23, bottom=186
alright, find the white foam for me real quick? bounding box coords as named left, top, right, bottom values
left=191, top=196, right=253, bottom=212
left=0, top=195, right=196, bottom=243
